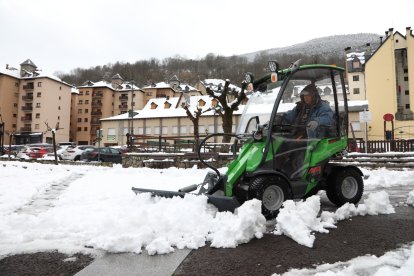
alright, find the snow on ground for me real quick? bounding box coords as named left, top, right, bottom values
left=273, top=192, right=395, bottom=247
left=407, top=190, right=414, bottom=206
left=0, top=160, right=413, bottom=274
left=275, top=242, right=414, bottom=276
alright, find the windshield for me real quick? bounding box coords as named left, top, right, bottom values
left=236, top=83, right=281, bottom=134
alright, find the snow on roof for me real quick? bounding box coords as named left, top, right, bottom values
left=71, top=87, right=79, bottom=94
left=101, top=95, right=245, bottom=121
left=0, top=67, right=20, bottom=78
left=142, top=81, right=198, bottom=92
left=346, top=52, right=366, bottom=64
left=0, top=66, right=72, bottom=87
left=201, top=79, right=241, bottom=92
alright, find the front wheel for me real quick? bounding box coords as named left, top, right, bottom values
left=248, top=175, right=291, bottom=220
left=326, top=168, right=364, bottom=206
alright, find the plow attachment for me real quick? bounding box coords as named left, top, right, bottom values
left=131, top=187, right=241, bottom=212
left=131, top=172, right=241, bottom=212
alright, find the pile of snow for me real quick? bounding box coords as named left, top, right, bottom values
left=0, top=162, right=266, bottom=257
left=273, top=191, right=395, bottom=248
left=407, top=190, right=414, bottom=206
left=362, top=168, right=414, bottom=189
left=276, top=242, right=414, bottom=276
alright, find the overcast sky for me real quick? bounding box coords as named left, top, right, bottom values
left=0, top=0, right=413, bottom=74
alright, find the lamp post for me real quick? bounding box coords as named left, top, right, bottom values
left=129, top=80, right=136, bottom=149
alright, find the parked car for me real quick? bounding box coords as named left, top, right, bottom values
left=80, top=147, right=124, bottom=163
left=3, top=145, right=25, bottom=157
left=29, top=146, right=55, bottom=159
left=61, top=145, right=96, bottom=161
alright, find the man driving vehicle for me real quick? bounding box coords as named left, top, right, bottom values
left=284, top=83, right=335, bottom=139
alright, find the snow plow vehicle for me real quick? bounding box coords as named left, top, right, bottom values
left=132, top=60, right=364, bottom=219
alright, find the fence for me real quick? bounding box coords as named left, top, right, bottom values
left=348, top=138, right=414, bottom=153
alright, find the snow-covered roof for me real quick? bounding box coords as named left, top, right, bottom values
left=0, top=67, right=20, bottom=79
left=101, top=95, right=245, bottom=121
left=346, top=52, right=366, bottom=64
left=201, top=79, right=241, bottom=93
left=71, top=87, right=79, bottom=94
left=142, top=81, right=198, bottom=92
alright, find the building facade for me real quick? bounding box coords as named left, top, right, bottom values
left=0, top=60, right=72, bottom=144
left=365, top=27, right=414, bottom=140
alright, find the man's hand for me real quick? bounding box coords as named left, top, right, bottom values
left=307, top=121, right=319, bottom=131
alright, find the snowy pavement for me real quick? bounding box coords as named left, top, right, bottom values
left=0, top=161, right=413, bottom=275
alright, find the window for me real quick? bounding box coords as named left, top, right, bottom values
left=79, top=100, right=83, bottom=104
left=404, top=68, right=408, bottom=74
left=13, top=103, right=17, bottom=107
left=85, top=109, right=89, bottom=113
left=58, top=106, right=61, bottom=110
left=15, top=82, right=19, bottom=87
left=36, top=113, right=40, bottom=119
left=77, top=118, right=82, bottom=122
left=404, top=76, right=409, bottom=82
left=36, top=103, right=41, bottom=108
left=180, top=126, right=187, bottom=134
left=146, top=127, right=151, bottom=134
left=406, top=104, right=410, bottom=109
left=85, top=100, right=89, bottom=104
left=58, top=116, right=60, bottom=120
left=172, top=126, right=178, bottom=134
left=405, top=90, right=410, bottom=95
left=138, top=127, right=144, bottom=134
left=154, top=126, right=160, bottom=135
left=77, top=127, right=81, bottom=131
left=84, top=127, right=88, bottom=131
left=35, top=124, right=39, bottom=129
left=12, top=124, right=16, bottom=128
left=352, top=60, right=360, bottom=69
left=79, top=91, right=83, bottom=95
left=84, top=118, right=88, bottom=122
left=37, top=92, right=41, bottom=97
left=162, top=126, right=168, bottom=134
left=37, top=82, right=42, bottom=87
left=353, top=75, right=359, bottom=81
left=13, top=114, right=17, bottom=118
left=78, top=109, right=82, bottom=114
left=146, top=92, right=152, bottom=96
left=353, top=88, right=360, bottom=94
left=208, top=125, right=215, bottom=133
left=123, top=128, right=129, bottom=135
left=199, top=125, right=205, bottom=133
left=59, top=96, right=61, bottom=100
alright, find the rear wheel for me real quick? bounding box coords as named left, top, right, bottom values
left=326, top=168, right=364, bottom=206
left=248, top=175, right=291, bottom=220
left=74, top=156, right=80, bottom=161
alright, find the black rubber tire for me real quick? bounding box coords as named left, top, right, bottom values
left=248, top=175, right=291, bottom=220
left=326, top=168, right=364, bottom=206
left=74, top=156, right=80, bottom=161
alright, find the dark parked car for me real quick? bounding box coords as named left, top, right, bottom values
left=80, top=147, right=124, bottom=163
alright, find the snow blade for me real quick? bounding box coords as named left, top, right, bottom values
left=131, top=187, right=241, bottom=213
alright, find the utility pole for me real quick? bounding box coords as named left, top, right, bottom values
left=129, top=80, right=136, bottom=150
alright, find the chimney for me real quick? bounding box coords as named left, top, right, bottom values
left=388, top=28, right=394, bottom=36
left=6, top=64, right=8, bottom=69
left=407, top=26, right=412, bottom=36
left=380, top=36, right=383, bottom=44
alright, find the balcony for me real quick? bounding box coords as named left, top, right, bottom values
left=23, top=83, right=34, bottom=90
left=93, top=94, right=103, bottom=99
left=22, top=95, right=34, bottom=101
left=21, top=116, right=32, bottom=122
left=20, top=126, right=32, bottom=132
left=119, top=95, right=129, bottom=101
left=91, top=111, right=102, bottom=116
left=21, top=106, right=33, bottom=111
left=91, top=120, right=100, bottom=126
left=92, top=102, right=102, bottom=108
left=119, top=104, right=128, bottom=110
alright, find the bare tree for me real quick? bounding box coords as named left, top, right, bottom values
left=182, top=95, right=204, bottom=151
left=205, top=79, right=247, bottom=143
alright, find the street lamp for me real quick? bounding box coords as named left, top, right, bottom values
left=129, top=80, right=136, bottom=149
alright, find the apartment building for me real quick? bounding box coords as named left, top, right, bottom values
left=0, top=59, right=72, bottom=144
left=72, top=76, right=143, bottom=145
left=365, top=27, right=414, bottom=140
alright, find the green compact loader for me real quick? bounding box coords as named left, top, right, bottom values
left=132, top=60, right=364, bottom=219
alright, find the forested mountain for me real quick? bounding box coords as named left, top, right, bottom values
left=58, top=33, right=380, bottom=87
